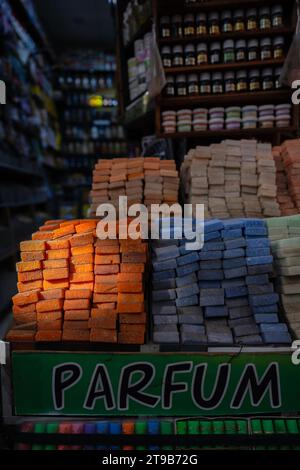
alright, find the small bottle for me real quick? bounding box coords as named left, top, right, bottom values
left=184, top=44, right=196, bottom=66
left=199, top=72, right=211, bottom=94
left=259, top=7, right=271, bottom=30
left=273, top=36, right=285, bottom=59
left=236, top=70, right=248, bottom=92
left=262, top=68, right=274, bottom=90
left=176, top=74, right=187, bottom=96
left=272, top=4, right=284, bottom=28
left=275, top=67, right=283, bottom=89
left=246, top=8, right=258, bottom=31
left=249, top=69, right=261, bottom=91
left=184, top=13, right=195, bottom=36
left=196, top=13, right=207, bottom=35
left=160, top=16, right=171, bottom=38
left=161, top=46, right=172, bottom=67
left=221, top=10, right=233, bottom=33
left=172, top=45, right=184, bottom=66
left=208, top=12, right=220, bottom=35
left=260, top=37, right=272, bottom=60
left=165, top=75, right=175, bottom=96
left=223, top=39, right=235, bottom=64
left=210, top=42, right=221, bottom=64
left=171, top=14, right=183, bottom=37
left=233, top=9, right=245, bottom=32
left=248, top=39, right=259, bottom=61
left=224, top=71, right=236, bottom=93
left=187, top=73, right=199, bottom=95
left=212, top=72, right=223, bottom=94
left=196, top=43, right=208, bottom=65
left=236, top=39, right=246, bottom=62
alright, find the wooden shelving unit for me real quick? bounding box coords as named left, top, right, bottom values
left=159, top=90, right=292, bottom=108
left=154, top=0, right=298, bottom=145
left=163, top=59, right=285, bottom=75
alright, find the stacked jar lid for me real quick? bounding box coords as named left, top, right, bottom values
left=258, top=104, right=291, bottom=128
left=161, top=110, right=177, bottom=133
left=177, top=109, right=193, bottom=132
left=225, top=107, right=241, bottom=130
left=242, top=106, right=258, bottom=129
left=193, top=108, right=208, bottom=131
left=209, top=107, right=225, bottom=131
left=161, top=103, right=291, bottom=134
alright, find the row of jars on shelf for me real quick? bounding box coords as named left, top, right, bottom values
left=164, top=67, right=283, bottom=97
left=161, top=36, right=285, bottom=68
left=160, top=5, right=284, bottom=38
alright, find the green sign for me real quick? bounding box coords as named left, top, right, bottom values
left=12, top=351, right=300, bottom=416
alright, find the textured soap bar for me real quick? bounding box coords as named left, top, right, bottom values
left=200, top=288, right=225, bottom=307
left=205, top=306, right=228, bottom=318
left=176, top=283, right=199, bottom=299
left=152, top=302, right=177, bottom=315
left=175, top=295, right=199, bottom=307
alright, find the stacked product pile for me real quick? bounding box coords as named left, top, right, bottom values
left=90, top=157, right=179, bottom=216
left=273, top=146, right=297, bottom=216
left=151, top=218, right=292, bottom=346
left=181, top=140, right=281, bottom=219
left=278, top=139, right=300, bottom=214
left=8, top=220, right=148, bottom=345
left=266, top=215, right=300, bottom=339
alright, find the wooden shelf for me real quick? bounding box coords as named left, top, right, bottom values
left=159, top=27, right=293, bottom=46
left=159, top=89, right=291, bottom=109
left=158, top=127, right=296, bottom=140
left=158, top=0, right=295, bottom=13
left=164, top=59, right=285, bottom=75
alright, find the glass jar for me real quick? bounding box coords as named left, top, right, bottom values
left=160, top=16, right=171, bottom=38
left=210, top=42, right=221, bottom=64
left=171, top=14, right=183, bottom=38
left=176, top=74, right=187, bottom=96
left=184, top=13, right=195, bottom=36
left=212, top=72, right=223, bottom=94
left=184, top=44, right=196, bottom=66
left=272, top=4, right=284, bottom=28
left=262, top=68, right=274, bottom=90
left=275, top=67, right=282, bottom=89
left=208, top=12, right=220, bottom=35
left=246, top=8, right=258, bottom=31
left=196, top=43, right=208, bottom=65
left=249, top=69, right=261, bottom=91
left=236, top=70, right=248, bottom=92
left=161, top=46, right=172, bottom=67
left=233, top=9, right=245, bottom=32
left=260, top=37, right=272, bottom=60
left=224, top=71, right=236, bottom=93
left=236, top=39, right=246, bottom=62
left=199, top=72, right=211, bottom=94
left=259, top=7, right=271, bottom=30
left=248, top=39, right=259, bottom=61
left=188, top=73, right=199, bottom=95
left=165, top=75, right=175, bottom=96
left=221, top=10, right=233, bottom=33
left=273, top=36, right=285, bottom=59
left=196, top=13, right=207, bottom=35
left=172, top=45, right=184, bottom=66
left=223, top=39, right=235, bottom=64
